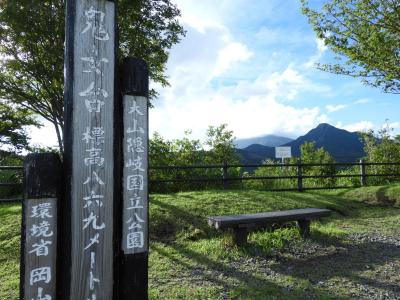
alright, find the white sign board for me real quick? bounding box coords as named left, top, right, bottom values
left=122, top=95, right=148, bottom=254
left=24, top=198, right=57, bottom=300
left=275, top=147, right=291, bottom=159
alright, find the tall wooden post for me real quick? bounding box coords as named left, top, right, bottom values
left=222, top=161, right=229, bottom=190
left=120, top=58, right=149, bottom=299
left=360, top=159, right=366, bottom=186
left=297, top=159, right=303, bottom=192
left=20, top=153, right=62, bottom=300
left=62, top=0, right=118, bottom=299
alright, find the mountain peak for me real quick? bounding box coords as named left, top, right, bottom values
left=283, top=123, right=364, bottom=161
left=236, top=123, right=365, bottom=164
left=315, top=123, right=334, bottom=129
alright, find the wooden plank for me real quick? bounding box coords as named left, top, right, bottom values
left=122, top=95, right=148, bottom=254
left=63, top=1, right=116, bottom=299
left=119, top=57, right=149, bottom=300
left=21, top=153, right=61, bottom=300
left=208, top=208, right=331, bottom=229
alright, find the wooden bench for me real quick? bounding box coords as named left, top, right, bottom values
left=208, top=208, right=332, bottom=246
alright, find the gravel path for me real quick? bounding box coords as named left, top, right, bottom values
left=258, top=232, right=400, bottom=299
left=186, top=232, right=400, bottom=299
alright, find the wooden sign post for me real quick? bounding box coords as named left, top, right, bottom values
left=20, top=153, right=62, bottom=300
left=120, top=58, right=149, bottom=299
left=63, top=0, right=117, bottom=299
left=20, top=1, right=151, bottom=299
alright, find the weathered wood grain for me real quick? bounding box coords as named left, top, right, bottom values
left=119, top=57, right=149, bottom=300
left=21, top=153, right=61, bottom=300
left=67, top=1, right=116, bottom=299
left=208, top=208, right=332, bottom=229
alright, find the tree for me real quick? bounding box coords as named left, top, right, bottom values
left=359, top=122, right=400, bottom=184
left=205, top=124, right=240, bottom=164
left=301, top=0, right=400, bottom=93
left=0, top=102, right=41, bottom=153
left=0, top=0, right=185, bottom=151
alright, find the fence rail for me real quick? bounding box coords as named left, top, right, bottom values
left=2, top=160, right=400, bottom=202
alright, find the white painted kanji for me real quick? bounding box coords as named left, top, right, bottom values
left=31, top=203, right=53, bottom=219
left=82, top=127, right=105, bottom=146
left=84, top=148, right=105, bottom=166
left=81, top=6, right=110, bottom=41
left=83, top=191, right=104, bottom=208
left=81, top=57, right=109, bottom=75
left=29, top=239, right=52, bottom=257
left=30, top=221, right=53, bottom=238
left=125, top=157, right=145, bottom=171
left=84, top=233, right=100, bottom=251
left=127, top=137, right=145, bottom=153
left=31, top=287, right=52, bottom=300
left=82, top=212, right=106, bottom=231
left=126, top=232, right=144, bottom=249
left=30, top=267, right=51, bottom=285
left=126, top=175, right=144, bottom=191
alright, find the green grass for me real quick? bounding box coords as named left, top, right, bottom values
left=0, top=203, right=21, bottom=300
left=2, top=185, right=400, bottom=299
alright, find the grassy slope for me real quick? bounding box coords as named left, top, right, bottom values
left=0, top=204, right=21, bottom=299
left=1, top=185, right=400, bottom=299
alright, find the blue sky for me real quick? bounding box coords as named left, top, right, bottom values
left=30, top=0, right=399, bottom=147
left=149, top=0, right=399, bottom=140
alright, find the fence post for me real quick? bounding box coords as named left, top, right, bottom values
left=223, top=161, right=229, bottom=190
left=20, top=153, right=62, bottom=300
left=360, top=159, right=366, bottom=186
left=297, top=159, right=303, bottom=192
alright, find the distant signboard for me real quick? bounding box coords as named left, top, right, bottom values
left=275, top=147, right=291, bottom=159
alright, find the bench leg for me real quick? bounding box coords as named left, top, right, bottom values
left=234, top=228, right=247, bottom=246
left=298, top=220, right=310, bottom=238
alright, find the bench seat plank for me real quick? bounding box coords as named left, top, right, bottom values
left=208, top=208, right=331, bottom=230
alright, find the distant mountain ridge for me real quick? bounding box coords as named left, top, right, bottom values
left=236, top=123, right=365, bottom=164
left=235, top=134, right=294, bottom=149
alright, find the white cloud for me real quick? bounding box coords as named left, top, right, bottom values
left=326, top=104, right=348, bottom=113
left=150, top=93, right=328, bottom=140
left=214, top=42, right=253, bottom=76
left=316, top=38, right=328, bottom=54
left=304, top=38, right=328, bottom=69
left=337, top=121, right=374, bottom=132
left=265, top=66, right=330, bottom=101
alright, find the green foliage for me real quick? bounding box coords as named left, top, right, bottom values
left=0, top=0, right=185, bottom=150
left=205, top=124, right=240, bottom=164
left=0, top=102, right=40, bottom=152
left=150, top=126, right=241, bottom=192
left=301, top=0, right=400, bottom=93
left=244, top=142, right=337, bottom=190
left=0, top=151, right=23, bottom=200
left=299, top=141, right=336, bottom=188
left=359, top=123, right=400, bottom=185
left=243, top=160, right=297, bottom=190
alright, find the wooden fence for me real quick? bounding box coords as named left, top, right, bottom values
left=2, top=160, right=400, bottom=201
